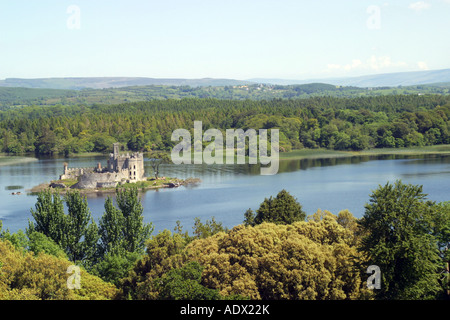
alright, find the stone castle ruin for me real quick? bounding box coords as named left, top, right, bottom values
left=60, top=143, right=145, bottom=189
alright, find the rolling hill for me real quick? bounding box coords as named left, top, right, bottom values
left=0, top=77, right=253, bottom=90
left=1, top=81, right=449, bottom=110
left=249, top=68, right=450, bottom=87
left=1, top=69, right=450, bottom=90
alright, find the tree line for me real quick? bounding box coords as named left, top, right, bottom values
left=0, top=181, right=449, bottom=300
left=1, top=95, right=450, bottom=155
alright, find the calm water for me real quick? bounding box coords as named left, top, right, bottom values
left=0, top=153, right=449, bottom=234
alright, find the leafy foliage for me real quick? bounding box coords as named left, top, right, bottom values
left=155, top=261, right=221, bottom=300
left=119, top=229, right=188, bottom=300
left=119, top=211, right=371, bottom=300
left=114, top=187, right=153, bottom=255
left=90, top=251, right=142, bottom=287
left=187, top=214, right=371, bottom=299
left=94, top=187, right=153, bottom=285
left=1, top=95, right=450, bottom=155
left=0, top=238, right=117, bottom=300
left=358, top=180, right=448, bottom=299
left=27, top=231, right=67, bottom=259
left=246, top=189, right=306, bottom=225
left=27, top=189, right=99, bottom=266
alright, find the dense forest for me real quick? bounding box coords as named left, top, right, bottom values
left=1, top=94, right=449, bottom=155
left=0, top=182, right=449, bottom=300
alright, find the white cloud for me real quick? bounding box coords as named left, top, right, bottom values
left=417, top=61, right=429, bottom=70
left=327, top=56, right=407, bottom=73
left=328, top=59, right=363, bottom=71
left=409, top=1, right=431, bottom=11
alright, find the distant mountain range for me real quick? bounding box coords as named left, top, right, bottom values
left=0, top=77, right=252, bottom=90
left=1, top=68, right=450, bottom=90
left=249, top=68, right=450, bottom=87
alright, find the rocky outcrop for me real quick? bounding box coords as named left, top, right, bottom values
left=50, top=182, right=66, bottom=189
left=167, top=182, right=181, bottom=188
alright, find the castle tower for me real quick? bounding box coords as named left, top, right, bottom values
left=113, top=143, right=120, bottom=159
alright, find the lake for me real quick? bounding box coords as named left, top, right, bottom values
left=0, top=153, right=449, bottom=235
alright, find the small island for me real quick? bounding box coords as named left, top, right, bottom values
left=29, top=142, right=200, bottom=194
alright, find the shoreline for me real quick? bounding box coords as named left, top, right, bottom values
left=0, top=155, right=38, bottom=167
left=278, top=145, right=450, bottom=161
left=3, top=144, right=450, bottom=163
left=28, top=177, right=201, bottom=195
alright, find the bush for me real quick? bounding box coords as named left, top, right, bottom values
left=0, top=239, right=117, bottom=300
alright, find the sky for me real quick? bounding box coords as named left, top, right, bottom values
left=0, top=0, right=449, bottom=80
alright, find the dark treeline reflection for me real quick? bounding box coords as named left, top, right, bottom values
left=30, top=152, right=450, bottom=179
left=276, top=153, right=450, bottom=174
left=152, top=153, right=450, bottom=178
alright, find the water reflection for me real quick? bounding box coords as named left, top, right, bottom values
left=0, top=153, right=449, bottom=234
left=5, top=185, right=23, bottom=190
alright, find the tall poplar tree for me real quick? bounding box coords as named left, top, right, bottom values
left=94, top=187, right=153, bottom=285
left=98, top=196, right=126, bottom=257
left=28, top=189, right=66, bottom=248
left=100, top=186, right=153, bottom=255
left=28, top=189, right=99, bottom=266
left=63, top=190, right=99, bottom=265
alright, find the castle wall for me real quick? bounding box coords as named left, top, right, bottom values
left=76, top=171, right=129, bottom=189
left=60, top=167, right=93, bottom=180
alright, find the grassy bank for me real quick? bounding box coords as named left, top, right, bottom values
left=0, top=155, right=37, bottom=166
left=29, top=177, right=201, bottom=195
left=6, top=145, right=450, bottom=169
left=279, top=145, right=450, bottom=161
left=66, top=152, right=105, bottom=158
